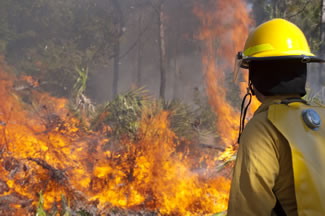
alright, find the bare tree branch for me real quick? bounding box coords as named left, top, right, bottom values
left=285, top=0, right=313, bottom=19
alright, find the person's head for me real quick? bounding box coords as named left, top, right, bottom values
left=249, top=59, right=307, bottom=102
left=234, top=18, right=325, bottom=102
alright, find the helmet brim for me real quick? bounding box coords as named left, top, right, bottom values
left=240, top=55, right=325, bottom=69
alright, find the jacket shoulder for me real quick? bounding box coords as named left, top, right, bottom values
left=241, top=109, right=281, bottom=143
left=240, top=109, right=287, bottom=160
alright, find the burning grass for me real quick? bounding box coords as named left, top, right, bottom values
left=0, top=1, right=256, bottom=214
left=0, top=58, right=233, bottom=215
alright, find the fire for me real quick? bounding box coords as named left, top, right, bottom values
left=0, top=57, right=230, bottom=215
left=194, top=0, right=259, bottom=151
left=89, top=111, right=230, bottom=214
left=0, top=1, right=261, bottom=215
left=194, top=0, right=260, bottom=210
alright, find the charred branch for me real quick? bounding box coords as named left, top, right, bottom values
left=0, top=193, right=32, bottom=211
left=0, top=180, right=9, bottom=194
left=99, top=205, right=158, bottom=216
left=3, top=157, right=21, bottom=178
left=27, top=157, right=68, bottom=185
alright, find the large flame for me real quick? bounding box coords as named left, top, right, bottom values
left=194, top=0, right=259, bottom=154
left=0, top=1, right=261, bottom=214
left=0, top=57, right=230, bottom=215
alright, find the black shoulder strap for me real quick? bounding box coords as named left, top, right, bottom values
left=280, top=97, right=308, bottom=105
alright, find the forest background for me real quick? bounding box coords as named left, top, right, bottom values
left=1, top=0, right=325, bottom=103
left=1, top=0, right=325, bottom=215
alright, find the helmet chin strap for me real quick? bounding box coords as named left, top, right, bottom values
left=249, top=81, right=255, bottom=96
left=237, top=81, right=253, bottom=143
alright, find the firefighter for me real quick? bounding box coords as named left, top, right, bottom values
left=228, top=18, right=325, bottom=216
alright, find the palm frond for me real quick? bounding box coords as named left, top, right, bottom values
left=69, top=65, right=95, bottom=120
left=73, top=66, right=88, bottom=96
left=211, top=211, right=227, bottom=216
left=161, top=99, right=197, bottom=138
left=91, top=87, right=149, bottom=139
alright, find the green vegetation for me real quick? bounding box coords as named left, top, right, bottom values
left=91, top=88, right=149, bottom=139
left=249, top=0, right=324, bottom=53
left=90, top=87, right=217, bottom=140
left=36, top=192, right=47, bottom=216
left=0, top=0, right=116, bottom=96
left=0, top=1, right=324, bottom=215
left=304, top=84, right=325, bottom=105
left=36, top=193, right=76, bottom=216
left=212, top=211, right=227, bottom=216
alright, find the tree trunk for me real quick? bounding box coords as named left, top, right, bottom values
left=273, top=0, right=278, bottom=18
left=172, top=15, right=180, bottom=99
left=136, top=14, right=143, bottom=87
left=158, top=3, right=167, bottom=99
left=172, top=58, right=179, bottom=99
left=320, top=0, right=325, bottom=55
left=112, top=0, right=124, bottom=97
left=113, top=42, right=120, bottom=97
left=319, top=0, right=325, bottom=87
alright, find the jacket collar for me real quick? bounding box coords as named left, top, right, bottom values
left=254, top=95, right=301, bottom=115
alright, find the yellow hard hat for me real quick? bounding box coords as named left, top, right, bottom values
left=233, top=18, right=324, bottom=81
left=238, top=18, right=324, bottom=69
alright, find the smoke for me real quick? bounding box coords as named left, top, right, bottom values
left=87, top=1, right=206, bottom=103
left=193, top=0, right=254, bottom=149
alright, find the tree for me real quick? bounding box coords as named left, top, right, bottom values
left=320, top=0, right=325, bottom=86
left=111, top=0, right=125, bottom=97
left=136, top=14, right=144, bottom=87
left=0, top=0, right=116, bottom=96
left=248, top=0, right=323, bottom=59
left=157, top=1, right=167, bottom=99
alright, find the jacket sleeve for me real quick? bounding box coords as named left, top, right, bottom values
left=227, top=112, right=280, bottom=216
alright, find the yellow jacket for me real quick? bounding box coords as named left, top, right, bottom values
left=228, top=96, right=325, bottom=215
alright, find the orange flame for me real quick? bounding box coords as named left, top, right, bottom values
left=0, top=58, right=231, bottom=215
left=194, top=0, right=259, bottom=152
left=0, top=1, right=262, bottom=214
